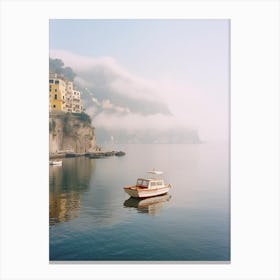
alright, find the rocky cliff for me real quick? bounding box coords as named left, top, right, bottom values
left=49, top=112, right=97, bottom=155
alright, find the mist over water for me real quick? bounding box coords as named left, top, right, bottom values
left=49, top=142, right=230, bottom=261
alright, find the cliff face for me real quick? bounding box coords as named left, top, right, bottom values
left=49, top=112, right=97, bottom=154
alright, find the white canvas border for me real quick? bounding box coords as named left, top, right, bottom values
left=0, top=0, right=279, bottom=279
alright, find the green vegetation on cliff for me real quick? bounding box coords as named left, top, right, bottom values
left=62, top=112, right=92, bottom=135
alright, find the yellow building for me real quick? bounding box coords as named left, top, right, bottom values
left=49, top=73, right=83, bottom=113
left=49, top=74, right=67, bottom=112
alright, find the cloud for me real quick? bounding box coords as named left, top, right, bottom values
left=49, top=50, right=229, bottom=142
left=94, top=112, right=186, bottom=131
left=50, top=49, right=171, bottom=116
left=101, top=99, right=114, bottom=110
left=92, top=97, right=100, bottom=106
left=100, top=99, right=130, bottom=114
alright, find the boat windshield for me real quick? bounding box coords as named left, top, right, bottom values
left=136, top=179, right=149, bottom=187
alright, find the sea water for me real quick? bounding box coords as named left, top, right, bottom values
left=49, top=142, right=230, bottom=261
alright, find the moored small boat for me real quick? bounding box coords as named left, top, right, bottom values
left=124, top=170, right=171, bottom=198
left=49, top=160, right=62, bottom=166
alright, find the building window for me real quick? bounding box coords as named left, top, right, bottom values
left=49, top=79, right=54, bottom=84
left=54, top=89, right=57, bottom=92
left=55, top=80, right=59, bottom=84
left=53, top=105, right=56, bottom=108
left=54, top=94, right=57, bottom=100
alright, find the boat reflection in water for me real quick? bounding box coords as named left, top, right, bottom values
left=123, top=194, right=172, bottom=215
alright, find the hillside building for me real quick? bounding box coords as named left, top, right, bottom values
left=49, top=74, right=66, bottom=111
left=72, top=89, right=83, bottom=113
left=49, top=73, right=83, bottom=113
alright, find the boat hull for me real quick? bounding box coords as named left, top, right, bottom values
left=49, top=160, right=62, bottom=166
left=124, top=184, right=171, bottom=198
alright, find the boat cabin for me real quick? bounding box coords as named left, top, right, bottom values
left=136, top=178, right=164, bottom=189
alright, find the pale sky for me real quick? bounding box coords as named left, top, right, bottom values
left=49, top=19, right=230, bottom=141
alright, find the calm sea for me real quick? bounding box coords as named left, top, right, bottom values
left=49, top=143, right=230, bottom=261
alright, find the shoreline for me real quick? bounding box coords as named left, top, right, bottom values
left=49, top=150, right=125, bottom=160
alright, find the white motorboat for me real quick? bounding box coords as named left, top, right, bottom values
left=49, top=160, right=62, bottom=166
left=124, top=170, right=171, bottom=198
